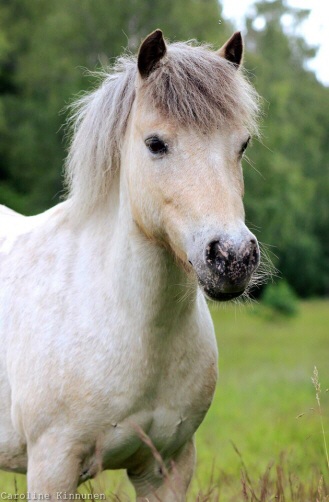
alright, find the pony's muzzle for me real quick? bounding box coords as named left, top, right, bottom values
left=202, top=236, right=260, bottom=300
left=189, top=232, right=260, bottom=301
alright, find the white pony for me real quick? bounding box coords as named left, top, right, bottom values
left=0, top=30, right=260, bottom=500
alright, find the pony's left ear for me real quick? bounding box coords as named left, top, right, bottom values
left=217, top=32, right=243, bottom=68
left=138, top=29, right=167, bottom=78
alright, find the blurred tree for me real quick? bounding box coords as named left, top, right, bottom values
left=243, top=0, right=329, bottom=296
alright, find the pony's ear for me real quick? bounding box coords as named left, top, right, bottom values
left=217, top=32, right=243, bottom=68
left=138, top=29, right=167, bottom=78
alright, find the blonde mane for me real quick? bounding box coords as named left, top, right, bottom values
left=65, top=41, right=260, bottom=215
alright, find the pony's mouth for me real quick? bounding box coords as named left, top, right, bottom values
left=202, top=287, right=245, bottom=302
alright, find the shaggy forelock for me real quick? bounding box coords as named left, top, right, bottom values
left=65, top=41, right=260, bottom=215
left=143, top=42, right=260, bottom=132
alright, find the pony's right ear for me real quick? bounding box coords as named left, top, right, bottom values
left=217, top=32, right=243, bottom=68
left=138, top=29, right=167, bottom=78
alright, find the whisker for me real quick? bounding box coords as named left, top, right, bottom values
left=174, top=276, right=198, bottom=305
left=243, top=155, right=264, bottom=178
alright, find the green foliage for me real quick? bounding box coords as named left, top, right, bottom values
left=0, top=0, right=328, bottom=297
left=261, top=279, right=299, bottom=316
left=242, top=0, right=329, bottom=297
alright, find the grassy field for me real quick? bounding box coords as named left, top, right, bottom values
left=1, top=300, right=328, bottom=499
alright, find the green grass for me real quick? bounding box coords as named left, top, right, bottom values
left=1, top=300, right=328, bottom=499
left=193, top=299, right=329, bottom=499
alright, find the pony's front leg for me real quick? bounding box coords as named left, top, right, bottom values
left=130, top=438, right=196, bottom=502
left=27, top=434, right=81, bottom=498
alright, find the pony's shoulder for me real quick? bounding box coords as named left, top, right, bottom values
left=0, top=204, right=24, bottom=218
left=0, top=205, right=26, bottom=247
left=0, top=202, right=71, bottom=256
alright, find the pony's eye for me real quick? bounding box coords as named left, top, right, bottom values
left=240, top=136, right=251, bottom=156
left=145, top=136, right=168, bottom=155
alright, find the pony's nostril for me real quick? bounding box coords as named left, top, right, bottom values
left=249, top=239, right=260, bottom=266
left=205, top=240, right=221, bottom=265
left=205, top=240, right=229, bottom=273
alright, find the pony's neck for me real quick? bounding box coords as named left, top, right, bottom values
left=77, top=172, right=197, bottom=330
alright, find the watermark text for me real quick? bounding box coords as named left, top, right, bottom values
left=0, top=494, right=105, bottom=501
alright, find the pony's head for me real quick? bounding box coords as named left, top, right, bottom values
left=125, top=31, right=260, bottom=301
left=66, top=30, right=261, bottom=301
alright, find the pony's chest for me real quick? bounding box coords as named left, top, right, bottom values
left=96, top=404, right=200, bottom=472
left=95, top=358, right=216, bottom=471
left=79, top=405, right=199, bottom=481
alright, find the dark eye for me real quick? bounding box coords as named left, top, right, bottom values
left=240, top=136, right=251, bottom=156
left=145, top=136, right=168, bottom=155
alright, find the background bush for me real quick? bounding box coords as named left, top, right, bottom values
left=262, top=279, right=299, bottom=316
